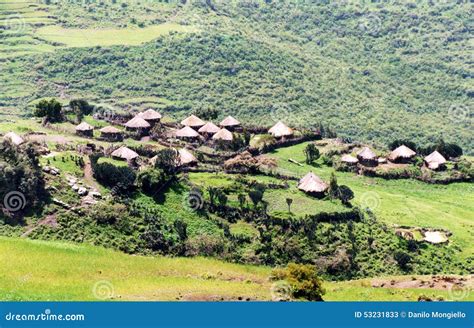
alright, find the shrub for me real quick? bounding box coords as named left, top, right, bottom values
left=34, top=98, right=63, bottom=122
left=271, top=263, right=325, bottom=301
left=304, top=143, right=320, bottom=164
left=137, top=168, right=167, bottom=194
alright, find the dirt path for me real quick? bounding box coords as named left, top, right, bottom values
left=21, top=215, right=58, bottom=238
left=83, top=157, right=100, bottom=191
left=371, top=275, right=473, bottom=291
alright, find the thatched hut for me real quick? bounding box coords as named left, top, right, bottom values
left=424, top=151, right=447, bottom=170
left=75, top=122, right=94, bottom=137
left=181, top=115, right=205, bottom=128
left=388, top=145, right=416, bottom=163
left=100, top=126, right=123, bottom=142
left=4, top=132, right=25, bottom=146
left=220, top=116, right=241, bottom=131
left=357, top=147, right=378, bottom=167
left=198, top=122, right=220, bottom=136
left=298, top=172, right=328, bottom=197
left=175, top=126, right=200, bottom=140
left=178, top=148, right=197, bottom=167
left=124, top=116, right=151, bottom=134
left=268, top=121, right=293, bottom=139
left=138, top=109, right=162, bottom=126
left=111, top=146, right=139, bottom=161
left=212, top=128, right=233, bottom=142
left=341, top=154, right=358, bottom=165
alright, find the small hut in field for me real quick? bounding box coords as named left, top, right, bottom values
left=198, top=122, right=220, bottom=137
left=388, top=145, right=416, bottom=163
left=298, top=172, right=328, bottom=197
left=181, top=115, right=205, bottom=129
left=341, top=154, right=358, bottom=165
left=212, top=128, right=233, bottom=142
left=111, top=146, right=139, bottom=162
left=124, top=116, right=151, bottom=135
left=424, top=151, right=447, bottom=170
left=4, top=131, right=25, bottom=146
left=100, top=126, right=123, bottom=142
left=175, top=126, right=200, bottom=140
left=268, top=121, right=293, bottom=139
left=75, top=122, right=94, bottom=137
left=138, top=109, right=162, bottom=126
left=357, top=147, right=378, bottom=167
left=220, top=116, right=241, bottom=131
left=178, top=148, right=198, bottom=167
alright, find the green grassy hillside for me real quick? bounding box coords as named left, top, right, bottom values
left=2, top=237, right=471, bottom=301
left=1, top=0, right=472, bottom=152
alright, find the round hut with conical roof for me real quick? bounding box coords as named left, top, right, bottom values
left=100, top=126, right=123, bottom=142
left=175, top=126, right=200, bottom=141
left=138, top=109, right=162, bottom=126
left=269, top=121, right=293, bottom=139
left=124, top=116, right=151, bottom=136
left=178, top=148, right=198, bottom=167
left=212, top=128, right=233, bottom=142
left=75, top=122, right=94, bottom=137
left=181, top=115, right=205, bottom=129
left=298, top=172, right=328, bottom=197
left=424, top=150, right=447, bottom=170
left=198, top=122, right=220, bottom=137
left=4, top=132, right=25, bottom=146
left=341, top=154, right=358, bottom=165
left=220, top=116, right=241, bottom=131
left=111, top=146, right=139, bottom=162
left=357, top=147, right=378, bottom=167
left=388, top=145, right=416, bottom=163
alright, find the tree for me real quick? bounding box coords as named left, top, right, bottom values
left=286, top=198, right=293, bottom=213
left=248, top=185, right=266, bottom=209
left=337, top=185, right=354, bottom=205
left=328, top=172, right=339, bottom=199
left=271, top=263, right=325, bottom=301
left=238, top=193, right=246, bottom=208
left=394, top=251, right=412, bottom=271
left=34, top=98, right=63, bottom=122
left=304, top=143, right=320, bottom=164
left=388, top=139, right=418, bottom=152
left=137, top=169, right=166, bottom=194
left=194, top=105, right=219, bottom=121
left=154, top=148, right=179, bottom=175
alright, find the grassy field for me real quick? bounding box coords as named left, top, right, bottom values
left=267, top=142, right=474, bottom=258
left=2, top=237, right=470, bottom=301
left=35, top=23, right=196, bottom=48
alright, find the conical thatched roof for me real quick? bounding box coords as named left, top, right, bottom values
left=357, top=147, right=377, bottom=160
left=124, top=116, right=151, bottom=129
left=268, top=121, right=293, bottom=138
left=388, top=145, right=416, bottom=161
left=220, top=116, right=240, bottom=127
left=198, top=122, right=220, bottom=134
left=75, top=122, right=93, bottom=131
left=298, top=172, right=328, bottom=193
left=341, top=154, right=358, bottom=164
left=212, top=128, right=233, bottom=141
left=138, top=109, right=162, bottom=121
left=100, top=126, right=122, bottom=134
left=181, top=115, right=205, bottom=128
left=4, top=132, right=25, bottom=145
left=424, top=151, right=446, bottom=169
left=111, top=146, right=139, bottom=160
left=178, top=148, right=197, bottom=166
left=175, top=126, right=200, bottom=138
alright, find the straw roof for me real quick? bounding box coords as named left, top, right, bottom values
left=198, top=122, right=220, bottom=134
left=424, top=151, right=446, bottom=169
left=181, top=115, right=205, bottom=128
left=341, top=154, right=358, bottom=164
left=111, top=146, right=139, bottom=160
left=357, top=147, right=377, bottom=160
left=268, top=121, right=293, bottom=138
left=220, top=116, right=240, bottom=127
left=124, top=116, right=151, bottom=129
left=4, top=132, right=25, bottom=145
left=138, top=109, right=162, bottom=121
left=75, top=122, right=93, bottom=131
left=388, top=145, right=416, bottom=161
left=178, top=148, right=197, bottom=166
left=175, top=126, right=200, bottom=138
left=212, top=128, right=233, bottom=141
left=298, top=172, right=328, bottom=193
left=100, top=126, right=122, bottom=134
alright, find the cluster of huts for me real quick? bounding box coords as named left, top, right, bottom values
left=340, top=145, right=447, bottom=171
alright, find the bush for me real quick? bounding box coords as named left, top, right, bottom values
left=271, top=263, right=325, bottom=301
left=34, top=98, right=63, bottom=122
left=88, top=202, right=128, bottom=224
left=137, top=168, right=167, bottom=194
